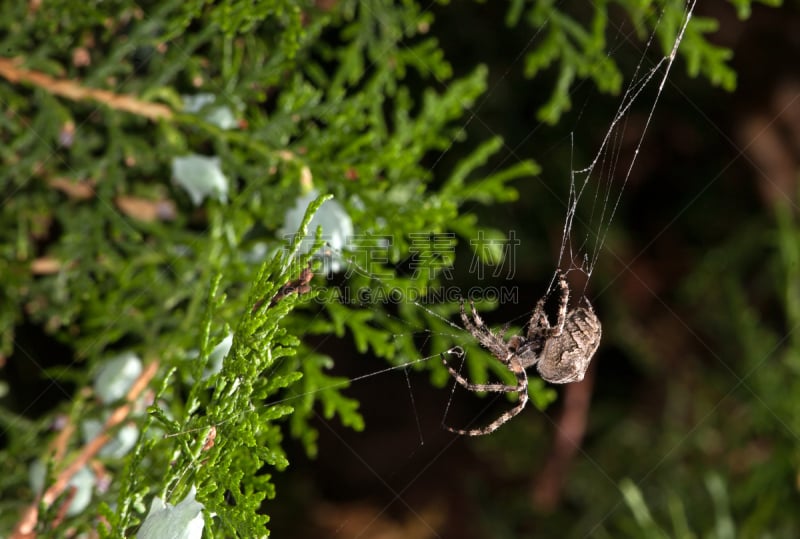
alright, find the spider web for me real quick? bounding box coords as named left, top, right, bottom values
left=557, top=0, right=698, bottom=292
left=170, top=9, right=701, bottom=534
left=279, top=0, right=701, bottom=442
left=184, top=1, right=700, bottom=448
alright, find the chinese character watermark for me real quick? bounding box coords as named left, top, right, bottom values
left=469, top=230, right=520, bottom=280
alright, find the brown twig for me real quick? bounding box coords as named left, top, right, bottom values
left=0, top=56, right=314, bottom=189
left=270, top=265, right=314, bottom=306
left=48, top=178, right=95, bottom=200
left=114, top=196, right=177, bottom=222
left=252, top=264, right=314, bottom=312
left=0, top=57, right=172, bottom=120
left=12, top=361, right=159, bottom=538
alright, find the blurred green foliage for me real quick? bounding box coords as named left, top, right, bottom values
left=0, top=0, right=790, bottom=537
left=507, top=0, right=780, bottom=123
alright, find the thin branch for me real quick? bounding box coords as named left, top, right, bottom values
left=12, top=361, right=159, bottom=538
left=0, top=57, right=173, bottom=120
left=0, top=56, right=313, bottom=189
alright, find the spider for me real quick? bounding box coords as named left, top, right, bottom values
left=443, top=270, right=602, bottom=436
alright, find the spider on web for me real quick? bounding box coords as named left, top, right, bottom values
left=442, top=270, right=602, bottom=436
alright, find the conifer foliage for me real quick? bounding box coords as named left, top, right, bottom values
left=0, top=0, right=774, bottom=536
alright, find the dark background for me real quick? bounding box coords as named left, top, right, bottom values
left=271, top=1, right=800, bottom=537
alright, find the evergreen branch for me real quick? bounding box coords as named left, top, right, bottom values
left=0, top=57, right=313, bottom=190
left=11, top=362, right=159, bottom=539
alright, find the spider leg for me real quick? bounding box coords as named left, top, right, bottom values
left=441, top=351, right=523, bottom=393
left=522, top=293, right=550, bottom=353
left=444, top=356, right=530, bottom=436
left=460, top=299, right=492, bottom=336
left=527, top=270, right=571, bottom=341
left=550, top=269, right=570, bottom=336
left=528, top=296, right=549, bottom=331
left=460, top=299, right=511, bottom=361
left=498, top=322, right=512, bottom=338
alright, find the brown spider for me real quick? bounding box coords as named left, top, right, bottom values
left=443, top=270, right=602, bottom=436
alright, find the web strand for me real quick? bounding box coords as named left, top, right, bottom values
left=558, top=0, right=696, bottom=289
left=169, top=0, right=698, bottom=443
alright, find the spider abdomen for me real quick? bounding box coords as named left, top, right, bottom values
left=536, top=306, right=602, bottom=384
